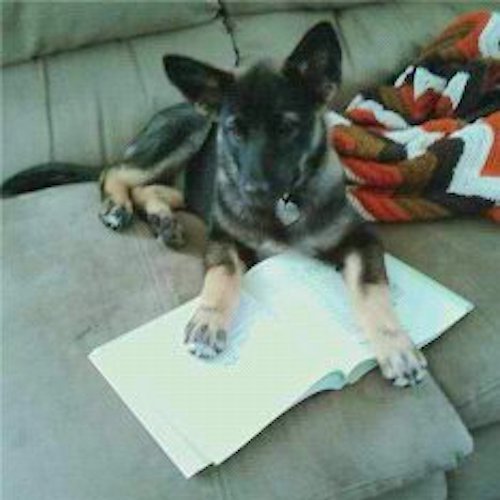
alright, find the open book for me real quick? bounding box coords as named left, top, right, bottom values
left=89, top=252, right=473, bottom=478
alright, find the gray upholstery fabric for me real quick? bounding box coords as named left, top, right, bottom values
left=222, top=0, right=381, bottom=17
left=2, top=19, right=234, bottom=179
left=2, top=185, right=473, bottom=500
left=375, top=473, right=446, bottom=500
left=3, top=3, right=500, bottom=499
left=447, top=424, right=500, bottom=500
left=4, top=1, right=496, bottom=177
left=379, top=221, right=500, bottom=431
left=1, top=0, right=220, bottom=66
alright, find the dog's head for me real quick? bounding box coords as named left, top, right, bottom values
left=163, top=22, right=342, bottom=207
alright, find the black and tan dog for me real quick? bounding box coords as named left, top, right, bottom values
left=2, top=23, right=427, bottom=386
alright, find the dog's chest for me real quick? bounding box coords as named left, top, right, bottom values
left=214, top=193, right=307, bottom=255
left=275, top=197, right=301, bottom=226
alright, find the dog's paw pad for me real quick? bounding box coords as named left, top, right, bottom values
left=147, top=214, right=185, bottom=249
left=99, top=201, right=133, bottom=231
left=184, top=308, right=227, bottom=359
left=379, top=342, right=427, bottom=388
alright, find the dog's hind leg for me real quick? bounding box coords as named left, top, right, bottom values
left=131, top=184, right=186, bottom=248
left=99, top=165, right=151, bottom=230
left=98, top=104, right=213, bottom=232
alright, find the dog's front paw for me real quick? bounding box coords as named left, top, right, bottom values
left=184, top=306, right=228, bottom=359
left=99, top=199, right=134, bottom=231
left=147, top=213, right=185, bottom=249
left=376, top=332, right=428, bottom=387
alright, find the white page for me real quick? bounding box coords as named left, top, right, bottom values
left=90, top=252, right=474, bottom=477
left=244, top=251, right=368, bottom=371
left=90, top=349, right=210, bottom=477
left=383, top=255, right=474, bottom=345
left=245, top=251, right=473, bottom=374
left=90, top=291, right=339, bottom=469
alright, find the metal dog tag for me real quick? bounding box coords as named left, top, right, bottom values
left=275, top=196, right=301, bottom=226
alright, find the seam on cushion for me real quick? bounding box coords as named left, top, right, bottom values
left=125, top=39, right=151, bottom=116
left=443, top=472, right=449, bottom=500
left=334, top=10, right=354, bottom=73
left=311, top=466, right=455, bottom=500
left=40, top=57, right=54, bottom=161
left=303, top=431, right=472, bottom=500
left=213, top=464, right=232, bottom=500
left=217, top=0, right=240, bottom=67
left=94, top=92, right=107, bottom=165
left=132, top=223, right=181, bottom=310
left=2, top=13, right=222, bottom=69
left=456, top=377, right=500, bottom=414
left=133, top=225, right=171, bottom=309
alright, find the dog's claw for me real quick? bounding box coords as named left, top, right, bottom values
left=147, top=214, right=185, bottom=248
left=378, top=340, right=427, bottom=388
left=99, top=200, right=133, bottom=231
left=184, top=308, right=228, bottom=359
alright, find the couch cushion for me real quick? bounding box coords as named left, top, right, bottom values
left=229, top=2, right=498, bottom=107
left=379, top=220, right=500, bottom=430
left=447, top=423, right=500, bottom=500
left=1, top=1, right=220, bottom=67
left=3, top=184, right=472, bottom=500
left=2, top=19, right=234, bottom=179
left=375, top=473, right=446, bottom=500
left=222, top=0, right=383, bottom=17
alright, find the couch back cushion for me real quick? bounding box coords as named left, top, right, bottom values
left=229, top=2, right=498, bottom=107
left=1, top=19, right=235, bottom=179
left=1, top=0, right=219, bottom=67
left=3, top=1, right=497, bottom=179
left=223, top=0, right=385, bottom=17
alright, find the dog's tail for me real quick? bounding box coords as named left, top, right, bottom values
left=0, top=163, right=102, bottom=198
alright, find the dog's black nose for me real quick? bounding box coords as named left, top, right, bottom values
left=242, top=182, right=269, bottom=195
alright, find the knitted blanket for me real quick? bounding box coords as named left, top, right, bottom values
left=330, top=11, right=500, bottom=222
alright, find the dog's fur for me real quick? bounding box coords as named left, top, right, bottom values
left=1, top=22, right=427, bottom=386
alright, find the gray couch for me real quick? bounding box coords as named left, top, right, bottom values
left=2, top=2, right=499, bottom=499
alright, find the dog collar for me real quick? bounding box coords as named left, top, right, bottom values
left=275, top=193, right=301, bottom=226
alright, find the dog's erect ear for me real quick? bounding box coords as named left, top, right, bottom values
left=163, top=55, right=234, bottom=114
left=283, top=22, right=342, bottom=104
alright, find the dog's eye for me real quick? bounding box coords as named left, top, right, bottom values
left=277, top=113, right=300, bottom=138
left=225, top=116, right=245, bottom=139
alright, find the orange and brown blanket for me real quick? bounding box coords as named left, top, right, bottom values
left=330, top=11, right=500, bottom=222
